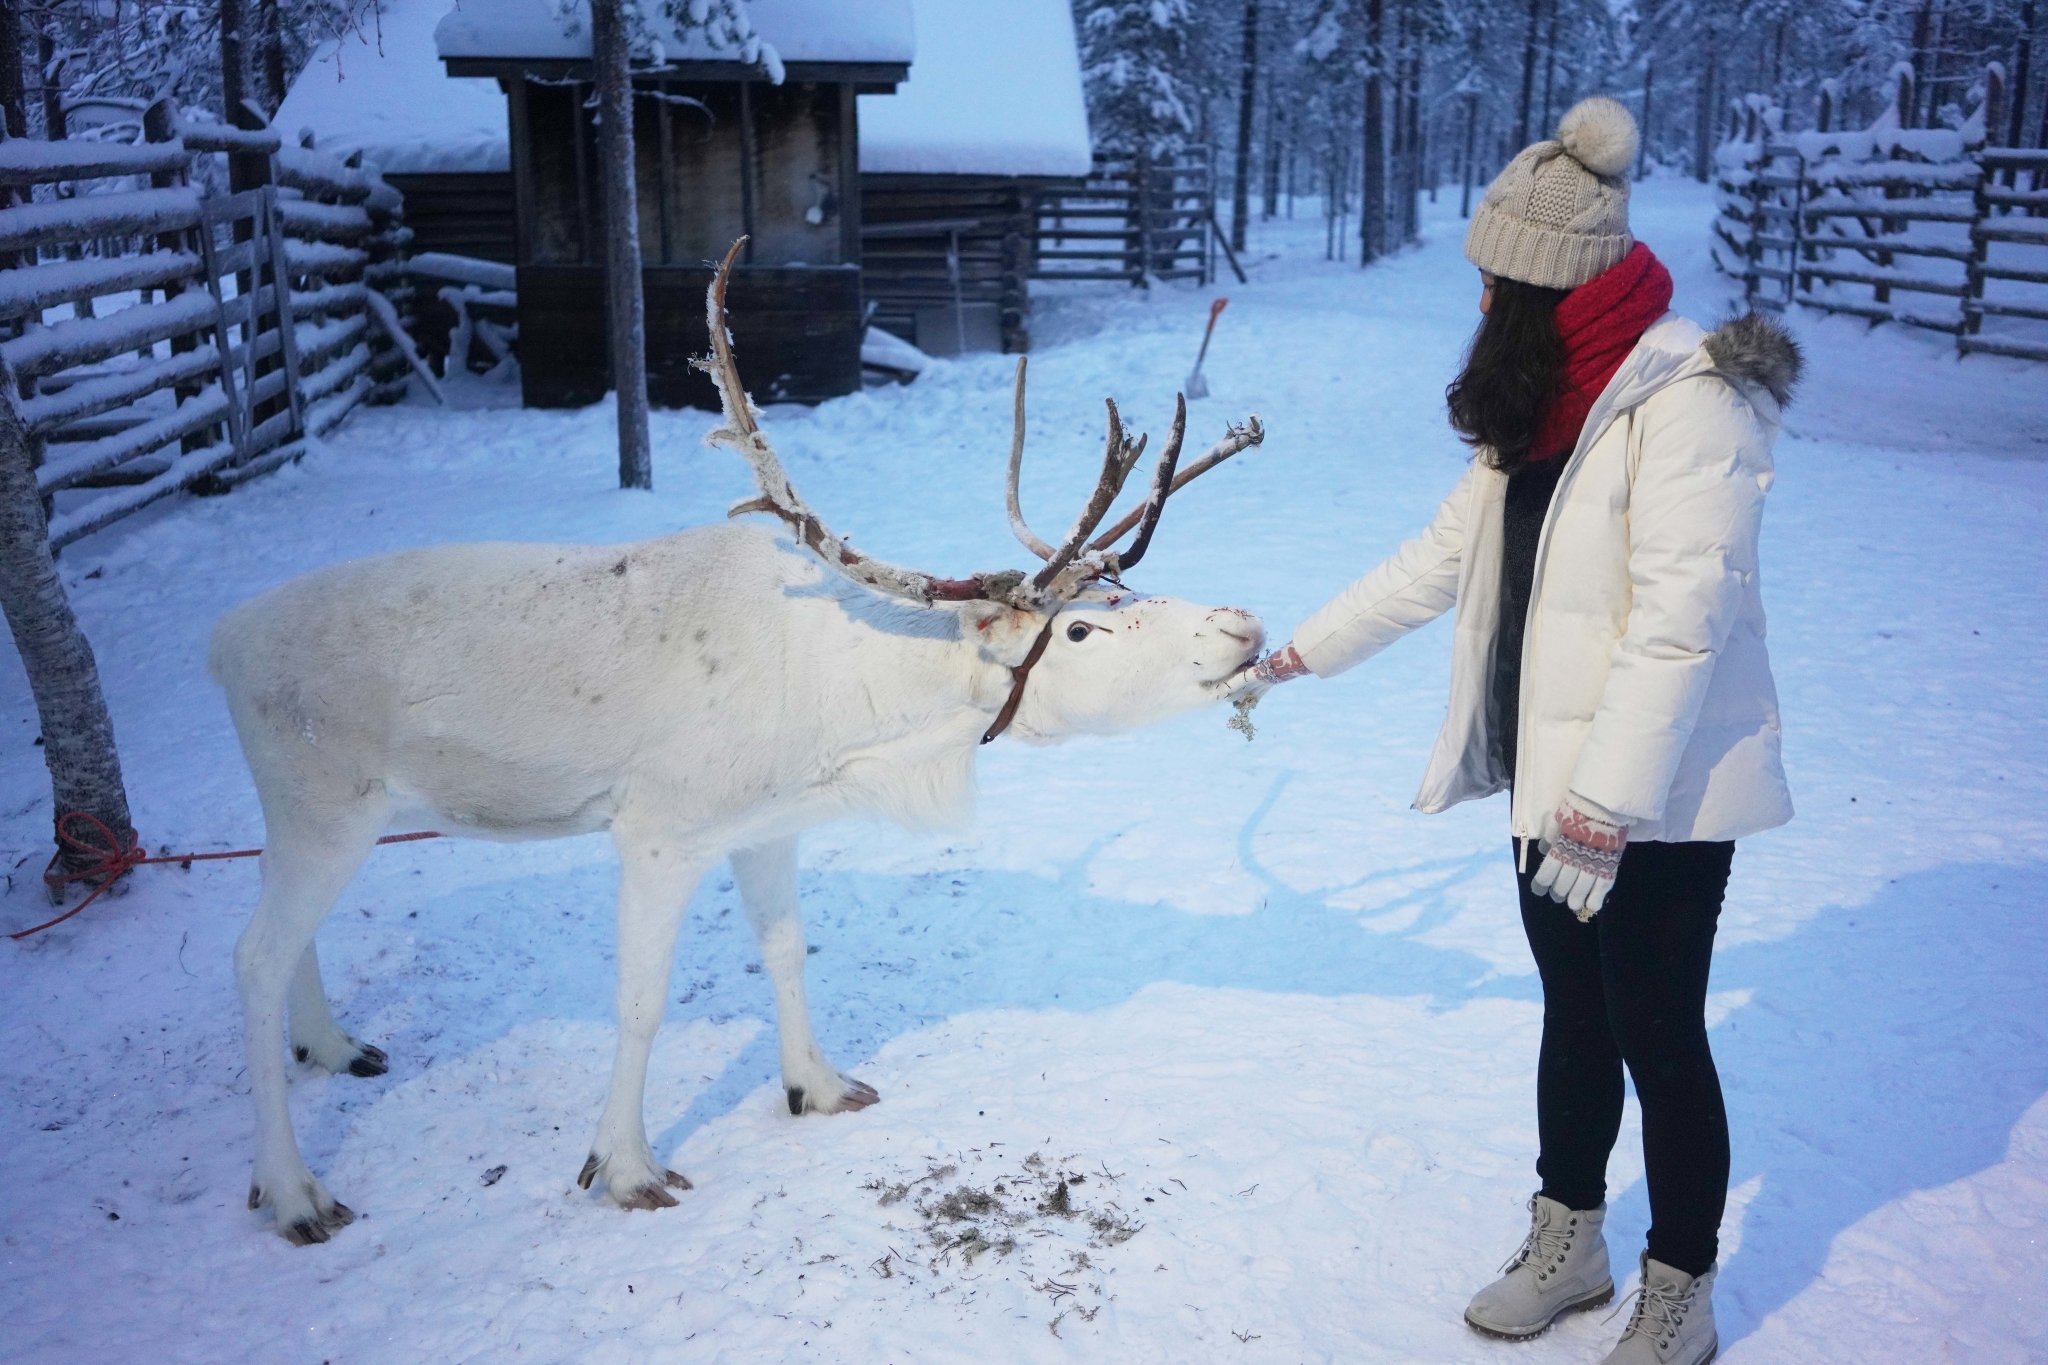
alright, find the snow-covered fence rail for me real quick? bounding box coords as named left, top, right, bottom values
left=271, top=142, right=413, bottom=434
left=0, top=105, right=414, bottom=550
left=405, top=251, right=517, bottom=377
left=0, top=125, right=292, bottom=549
left=1713, top=72, right=2048, bottom=364
left=1034, top=153, right=1220, bottom=288
left=1965, top=148, right=2048, bottom=361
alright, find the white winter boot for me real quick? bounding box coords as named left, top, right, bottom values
left=1463, top=1194, right=1614, bottom=1339
left=1600, top=1254, right=1718, bottom=1365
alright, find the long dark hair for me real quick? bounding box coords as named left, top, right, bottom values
left=1445, top=275, right=1571, bottom=475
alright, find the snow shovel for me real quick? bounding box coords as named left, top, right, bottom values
left=1185, top=296, right=1229, bottom=399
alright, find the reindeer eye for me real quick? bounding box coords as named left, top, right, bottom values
left=1065, top=622, right=1093, bottom=643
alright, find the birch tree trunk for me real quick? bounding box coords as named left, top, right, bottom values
left=220, top=0, right=247, bottom=120
left=1359, top=0, right=1385, bottom=264
left=0, top=359, right=134, bottom=881
left=1694, top=44, right=1717, bottom=183
left=592, top=0, right=653, bottom=490
left=1515, top=0, right=1541, bottom=147
left=0, top=0, right=25, bottom=140
left=260, top=0, right=287, bottom=115
left=1231, top=0, right=1258, bottom=253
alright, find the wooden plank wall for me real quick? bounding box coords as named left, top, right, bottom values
left=519, top=264, right=859, bottom=409
left=859, top=174, right=1041, bottom=354
left=509, top=75, right=862, bottom=408
left=382, top=173, right=515, bottom=263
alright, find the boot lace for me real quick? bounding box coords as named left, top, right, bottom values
left=1497, top=1199, right=1577, bottom=1280
left=1614, top=1268, right=1693, bottom=1348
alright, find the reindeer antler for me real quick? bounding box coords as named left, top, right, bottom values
left=1004, top=358, right=1057, bottom=561
left=1028, top=398, right=1146, bottom=592
left=1007, top=352, right=1266, bottom=577
left=701, top=239, right=1267, bottom=613
left=1086, top=414, right=1266, bottom=558
left=695, top=240, right=1027, bottom=607
left=1005, top=357, right=1149, bottom=590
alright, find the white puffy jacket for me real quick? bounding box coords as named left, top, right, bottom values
left=1293, top=312, right=1801, bottom=844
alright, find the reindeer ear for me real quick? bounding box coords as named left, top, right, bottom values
left=963, top=603, right=1042, bottom=661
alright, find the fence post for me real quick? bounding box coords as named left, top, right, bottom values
left=1744, top=138, right=1766, bottom=310
left=1787, top=147, right=1807, bottom=307
left=1134, top=150, right=1151, bottom=290
left=1963, top=151, right=1991, bottom=356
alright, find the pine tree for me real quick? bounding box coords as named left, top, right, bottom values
left=1078, top=0, right=1200, bottom=157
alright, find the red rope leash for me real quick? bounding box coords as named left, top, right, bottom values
left=9, top=811, right=441, bottom=941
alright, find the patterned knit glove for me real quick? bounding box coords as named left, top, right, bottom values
left=1252, top=644, right=1310, bottom=685
left=1215, top=643, right=1309, bottom=700
left=1218, top=645, right=1310, bottom=740
left=1532, top=792, right=1629, bottom=920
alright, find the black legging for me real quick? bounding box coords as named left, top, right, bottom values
left=1516, top=837, right=1733, bottom=1277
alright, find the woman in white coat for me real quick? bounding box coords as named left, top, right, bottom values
left=1241, top=99, right=1799, bottom=1365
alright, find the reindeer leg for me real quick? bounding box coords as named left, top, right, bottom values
left=287, top=941, right=388, bottom=1078
left=235, top=808, right=383, bottom=1245
left=731, top=835, right=879, bottom=1116
left=581, top=818, right=707, bottom=1210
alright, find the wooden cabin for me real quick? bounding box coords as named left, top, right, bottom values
left=432, top=0, right=911, bottom=409
left=856, top=0, right=1092, bottom=355
left=278, top=0, right=1093, bottom=398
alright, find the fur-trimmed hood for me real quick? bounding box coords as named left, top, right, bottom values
left=1704, top=311, right=1803, bottom=407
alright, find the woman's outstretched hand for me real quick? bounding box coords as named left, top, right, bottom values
left=1252, top=644, right=1311, bottom=685
left=1217, top=644, right=1310, bottom=740
left=1532, top=792, right=1629, bottom=920
left=1219, top=643, right=1309, bottom=695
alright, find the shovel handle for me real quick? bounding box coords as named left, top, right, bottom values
left=1193, top=296, right=1229, bottom=371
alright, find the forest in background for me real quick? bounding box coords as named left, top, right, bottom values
left=1086, top=0, right=2046, bottom=260
left=1, top=0, right=2043, bottom=263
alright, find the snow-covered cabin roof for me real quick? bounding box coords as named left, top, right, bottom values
left=275, top=0, right=510, bottom=173
left=858, top=0, right=1090, bottom=178
left=433, top=0, right=913, bottom=69
left=276, top=0, right=1089, bottom=180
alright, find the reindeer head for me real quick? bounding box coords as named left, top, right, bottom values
left=695, top=241, right=1267, bottom=745
left=995, top=589, right=1265, bottom=744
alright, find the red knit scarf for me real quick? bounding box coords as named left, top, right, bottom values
left=1529, top=243, right=1674, bottom=461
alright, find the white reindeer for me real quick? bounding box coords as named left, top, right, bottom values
left=210, top=248, right=1267, bottom=1244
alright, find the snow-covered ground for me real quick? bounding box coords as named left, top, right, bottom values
left=2, top=176, right=2044, bottom=1364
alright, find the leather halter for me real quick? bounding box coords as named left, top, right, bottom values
left=980, top=617, right=1058, bottom=745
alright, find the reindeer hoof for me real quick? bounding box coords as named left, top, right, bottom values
left=576, top=1154, right=602, bottom=1190
left=283, top=1201, right=354, bottom=1246
left=617, top=1184, right=678, bottom=1211
left=788, top=1077, right=880, bottom=1115
left=616, top=1169, right=692, bottom=1211
left=346, top=1044, right=389, bottom=1078
left=252, top=1176, right=355, bottom=1246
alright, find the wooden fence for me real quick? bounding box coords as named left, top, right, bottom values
left=1034, top=153, right=1242, bottom=288
left=860, top=174, right=1041, bottom=355
left=0, top=100, right=410, bottom=550
left=1713, top=78, right=2048, bottom=363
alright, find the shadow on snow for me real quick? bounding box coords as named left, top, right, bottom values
left=310, top=790, right=2048, bottom=1350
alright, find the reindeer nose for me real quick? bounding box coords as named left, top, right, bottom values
left=1210, top=608, right=1265, bottom=649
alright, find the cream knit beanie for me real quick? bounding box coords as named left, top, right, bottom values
left=1464, top=96, right=1639, bottom=290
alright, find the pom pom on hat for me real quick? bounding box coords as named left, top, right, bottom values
left=1464, top=94, right=1636, bottom=288
left=1557, top=96, right=1638, bottom=179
